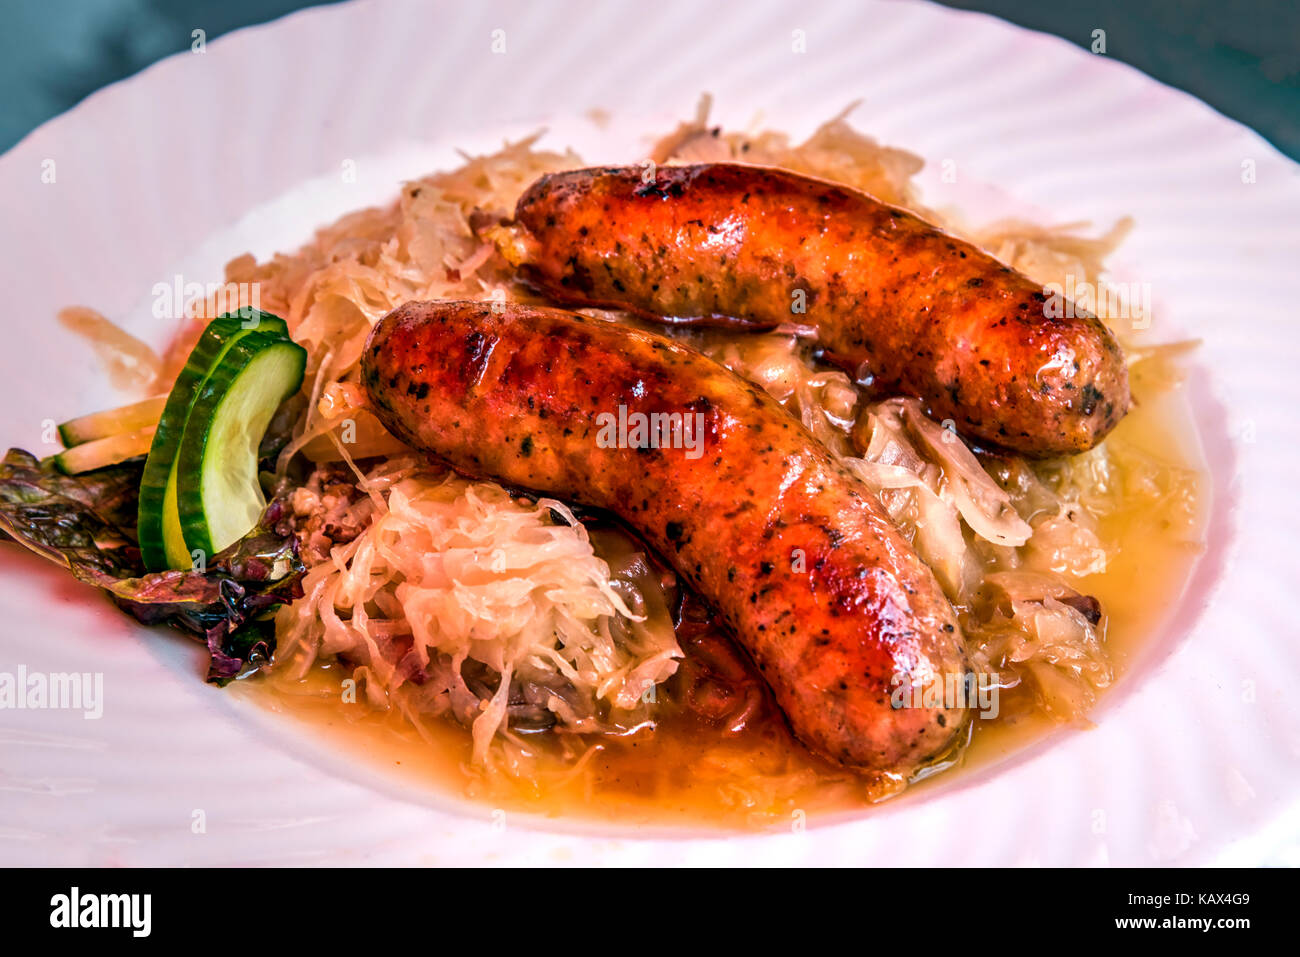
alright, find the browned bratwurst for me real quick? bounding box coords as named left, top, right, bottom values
left=501, top=163, right=1130, bottom=456
left=362, top=300, right=969, bottom=774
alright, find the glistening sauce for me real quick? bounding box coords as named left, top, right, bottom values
left=239, top=378, right=1209, bottom=829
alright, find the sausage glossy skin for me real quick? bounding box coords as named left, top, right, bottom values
left=362, top=300, right=969, bottom=774
left=508, top=163, right=1130, bottom=457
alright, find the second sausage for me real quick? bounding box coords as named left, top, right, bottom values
left=502, top=163, right=1130, bottom=457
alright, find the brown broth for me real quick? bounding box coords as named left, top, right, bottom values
left=238, top=377, right=1209, bottom=830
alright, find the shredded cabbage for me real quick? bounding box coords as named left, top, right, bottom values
left=275, top=459, right=680, bottom=767
left=57, top=306, right=162, bottom=392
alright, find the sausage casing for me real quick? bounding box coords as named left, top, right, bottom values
left=362, top=300, right=970, bottom=774
left=505, top=163, right=1130, bottom=456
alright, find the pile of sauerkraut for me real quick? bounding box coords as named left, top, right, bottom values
left=273, top=456, right=679, bottom=771
left=116, top=97, right=1200, bottom=788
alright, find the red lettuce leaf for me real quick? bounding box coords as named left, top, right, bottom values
left=0, top=448, right=303, bottom=683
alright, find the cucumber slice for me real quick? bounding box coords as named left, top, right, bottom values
left=175, top=333, right=306, bottom=562
left=137, top=310, right=291, bottom=571
left=52, top=426, right=156, bottom=475
left=58, top=396, right=167, bottom=448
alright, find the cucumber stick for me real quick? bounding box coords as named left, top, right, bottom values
left=175, top=333, right=306, bottom=561
left=137, top=310, right=290, bottom=570
left=58, top=395, right=166, bottom=448
left=53, top=426, right=156, bottom=474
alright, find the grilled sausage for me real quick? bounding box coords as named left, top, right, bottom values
left=501, top=163, right=1130, bottom=457
left=361, top=299, right=969, bottom=775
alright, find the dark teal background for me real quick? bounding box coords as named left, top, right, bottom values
left=2, top=0, right=1297, bottom=160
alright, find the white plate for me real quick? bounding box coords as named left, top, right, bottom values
left=1, top=0, right=1297, bottom=866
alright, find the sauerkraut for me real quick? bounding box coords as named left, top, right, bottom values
left=274, top=456, right=680, bottom=770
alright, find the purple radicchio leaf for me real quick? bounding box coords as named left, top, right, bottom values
left=0, top=448, right=303, bottom=683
